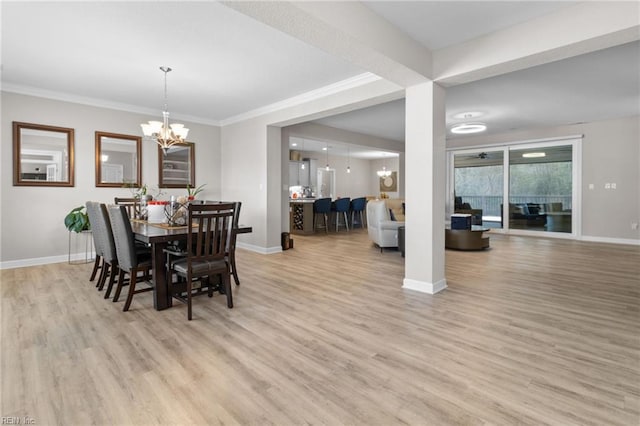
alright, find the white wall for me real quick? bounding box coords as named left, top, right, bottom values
left=447, top=115, right=640, bottom=243
left=1, top=92, right=222, bottom=267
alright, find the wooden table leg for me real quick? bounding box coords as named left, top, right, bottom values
left=151, top=241, right=171, bottom=310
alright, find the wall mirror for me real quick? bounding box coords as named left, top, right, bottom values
left=158, top=142, right=195, bottom=188
left=95, top=131, right=142, bottom=187
left=13, top=121, right=75, bottom=186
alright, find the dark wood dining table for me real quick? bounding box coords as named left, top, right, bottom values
left=130, top=220, right=252, bottom=310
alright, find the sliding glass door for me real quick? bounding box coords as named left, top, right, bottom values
left=508, top=144, right=573, bottom=233
left=449, top=138, right=580, bottom=237
left=452, top=149, right=504, bottom=228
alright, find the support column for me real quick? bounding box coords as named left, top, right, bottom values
left=403, top=82, right=447, bottom=294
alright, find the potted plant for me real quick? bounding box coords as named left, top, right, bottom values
left=64, top=206, right=90, bottom=233
left=186, top=184, right=206, bottom=200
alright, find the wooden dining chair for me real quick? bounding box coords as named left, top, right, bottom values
left=114, top=197, right=140, bottom=219
left=107, top=205, right=153, bottom=312
left=167, top=202, right=236, bottom=320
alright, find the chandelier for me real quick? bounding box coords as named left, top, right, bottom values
left=141, top=66, right=189, bottom=154
left=377, top=154, right=391, bottom=177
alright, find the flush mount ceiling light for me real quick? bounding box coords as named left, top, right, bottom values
left=450, top=122, right=487, bottom=134
left=523, top=152, right=546, bottom=158
left=141, top=66, right=189, bottom=154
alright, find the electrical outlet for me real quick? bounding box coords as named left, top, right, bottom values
left=604, top=183, right=611, bottom=189
left=588, top=183, right=594, bottom=190
left=611, top=183, right=617, bottom=189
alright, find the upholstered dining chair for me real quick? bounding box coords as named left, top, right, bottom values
left=85, top=201, right=120, bottom=297
left=332, top=197, right=351, bottom=232
left=167, top=202, right=236, bottom=320
left=85, top=201, right=105, bottom=283
left=165, top=200, right=243, bottom=286
left=107, top=205, right=153, bottom=312
left=114, top=197, right=140, bottom=219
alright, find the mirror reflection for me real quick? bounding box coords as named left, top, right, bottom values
left=13, top=122, right=74, bottom=186
left=158, top=142, right=195, bottom=188
left=95, top=131, right=141, bottom=187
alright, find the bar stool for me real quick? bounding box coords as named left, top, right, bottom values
left=350, top=197, right=366, bottom=228
left=313, top=198, right=331, bottom=233
left=332, top=197, right=350, bottom=232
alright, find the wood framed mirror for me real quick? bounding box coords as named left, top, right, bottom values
left=95, top=131, right=142, bottom=187
left=158, top=142, right=195, bottom=188
left=13, top=122, right=75, bottom=186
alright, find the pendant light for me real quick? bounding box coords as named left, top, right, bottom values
left=325, top=143, right=330, bottom=170
left=346, top=148, right=351, bottom=173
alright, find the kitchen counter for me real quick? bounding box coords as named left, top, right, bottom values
left=289, top=198, right=316, bottom=204
left=290, top=200, right=315, bottom=234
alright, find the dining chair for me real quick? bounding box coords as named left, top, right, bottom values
left=167, top=202, right=236, bottom=320
left=107, top=205, right=153, bottom=312
left=86, top=201, right=120, bottom=296
left=165, top=200, right=243, bottom=286
left=85, top=201, right=105, bottom=283
left=114, top=197, right=140, bottom=219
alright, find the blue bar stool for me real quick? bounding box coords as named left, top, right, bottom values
left=350, top=197, right=366, bottom=228
left=313, top=198, right=332, bottom=233
left=332, top=197, right=351, bottom=232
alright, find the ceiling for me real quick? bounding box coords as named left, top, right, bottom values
left=314, top=41, right=640, bottom=142
left=2, top=2, right=638, bottom=159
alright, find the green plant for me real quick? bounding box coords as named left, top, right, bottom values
left=64, top=206, right=90, bottom=233
left=187, top=184, right=206, bottom=197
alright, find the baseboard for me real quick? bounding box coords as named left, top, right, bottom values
left=580, top=235, right=640, bottom=246
left=236, top=242, right=282, bottom=254
left=402, top=278, right=447, bottom=294
left=0, top=253, right=92, bottom=270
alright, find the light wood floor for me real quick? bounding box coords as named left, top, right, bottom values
left=1, top=230, right=639, bottom=425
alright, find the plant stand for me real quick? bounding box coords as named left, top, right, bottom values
left=68, top=230, right=95, bottom=264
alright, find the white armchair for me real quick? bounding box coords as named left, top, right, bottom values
left=366, top=200, right=404, bottom=251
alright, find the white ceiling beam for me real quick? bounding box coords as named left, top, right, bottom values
left=221, top=1, right=432, bottom=87
left=433, top=1, right=640, bottom=87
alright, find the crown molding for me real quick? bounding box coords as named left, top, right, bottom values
left=219, top=72, right=382, bottom=126
left=3, top=72, right=382, bottom=129
left=1, top=83, right=222, bottom=127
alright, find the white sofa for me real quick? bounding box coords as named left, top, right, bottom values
left=366, top=200, right=404, bottom=251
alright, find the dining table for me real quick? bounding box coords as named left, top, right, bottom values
left=130, top=220, right=252, bottom=310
